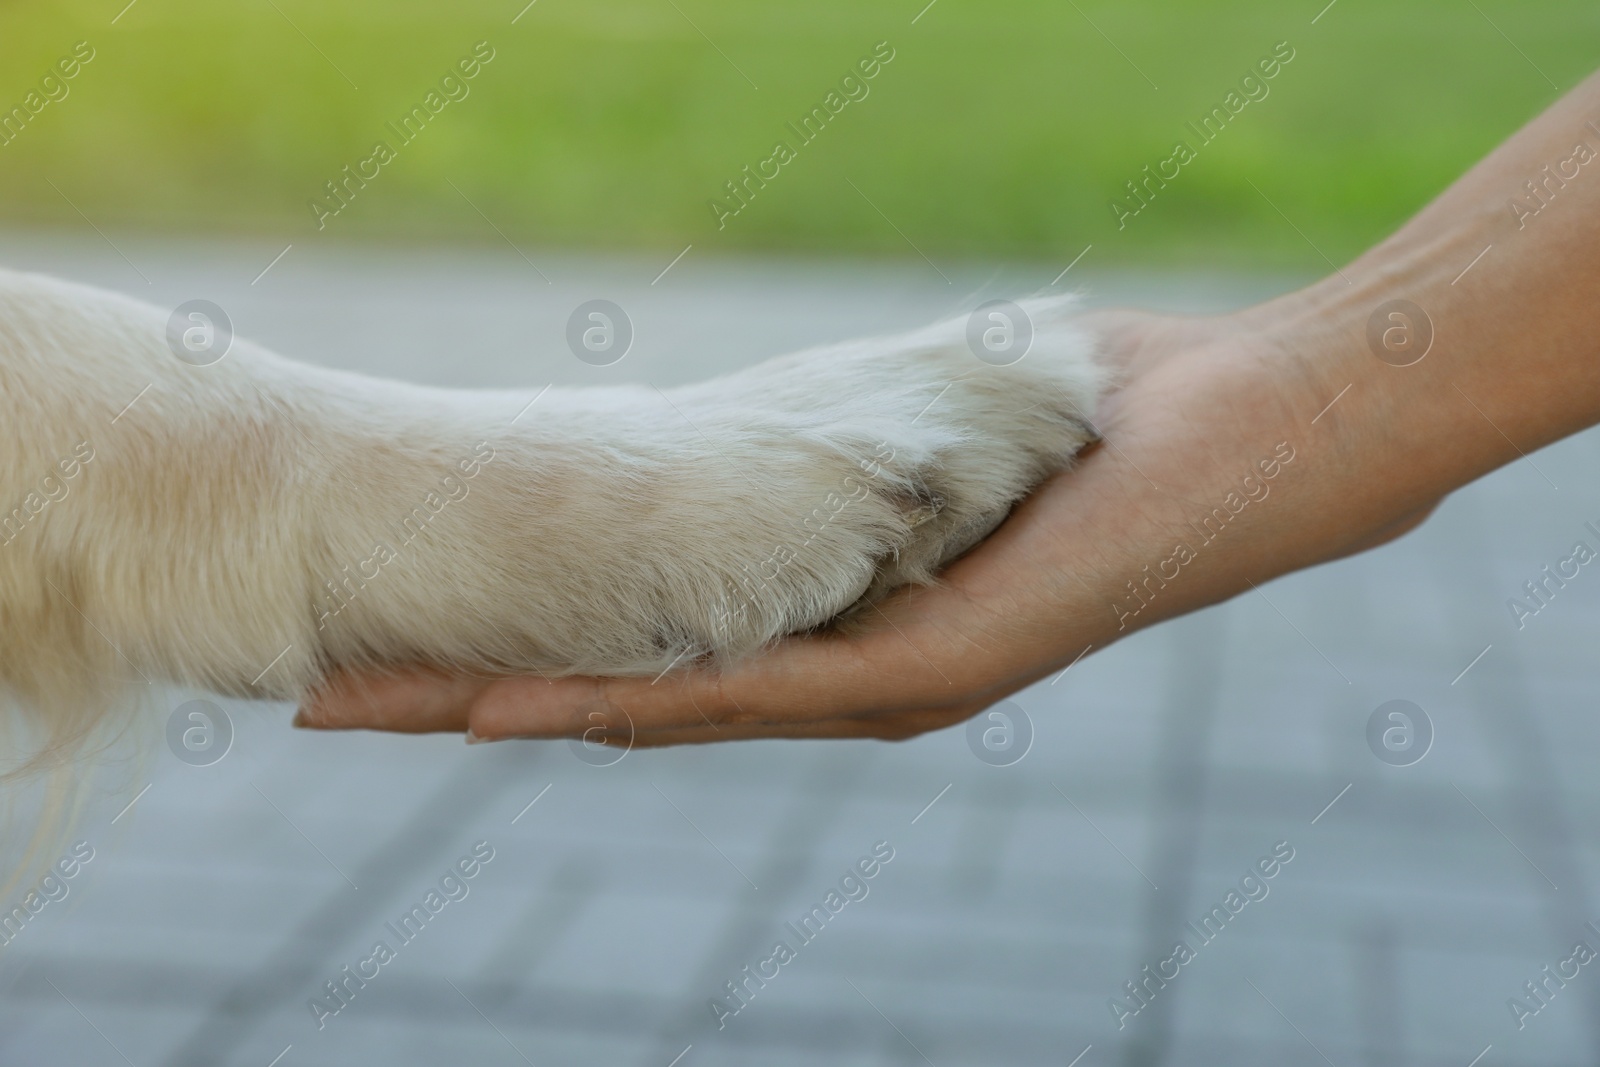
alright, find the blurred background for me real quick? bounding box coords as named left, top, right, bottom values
left=2, top=2, right=1600, bottom=1066
left=0, top=0, right=1594, bottom=265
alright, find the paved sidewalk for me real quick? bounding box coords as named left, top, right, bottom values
left=1, top=235, right=1597, bottom=1067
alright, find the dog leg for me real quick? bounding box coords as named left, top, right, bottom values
left=0, top=271, right=1101, bottom=758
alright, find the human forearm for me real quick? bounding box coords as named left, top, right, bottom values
left=1271, top=68, right=1600, bottom=484
left=973, top=70, right=1600, bottom=675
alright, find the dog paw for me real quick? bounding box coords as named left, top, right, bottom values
left=151, top=294, right=1103, bottom=687
left=625, top=295, right=1104, bottom=666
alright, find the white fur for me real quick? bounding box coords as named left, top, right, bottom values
left=0, top=269, right=1102, bottom=760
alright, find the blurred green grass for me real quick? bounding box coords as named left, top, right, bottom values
left=0, top=0, right=1594, bottom=267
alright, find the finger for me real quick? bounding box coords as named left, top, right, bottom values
left=465, top=615, right=971, bottom=742
left=292, top=621, right=947, bottom=738
left=295, top=667, right=492, bottom=733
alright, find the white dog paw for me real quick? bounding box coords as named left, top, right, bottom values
left=620, top=295, right=1104, bottom=667
left=205, top=295, right=1101, bottom=685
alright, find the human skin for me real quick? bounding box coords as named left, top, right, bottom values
left=296, top=70, right=1600, bottom=746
